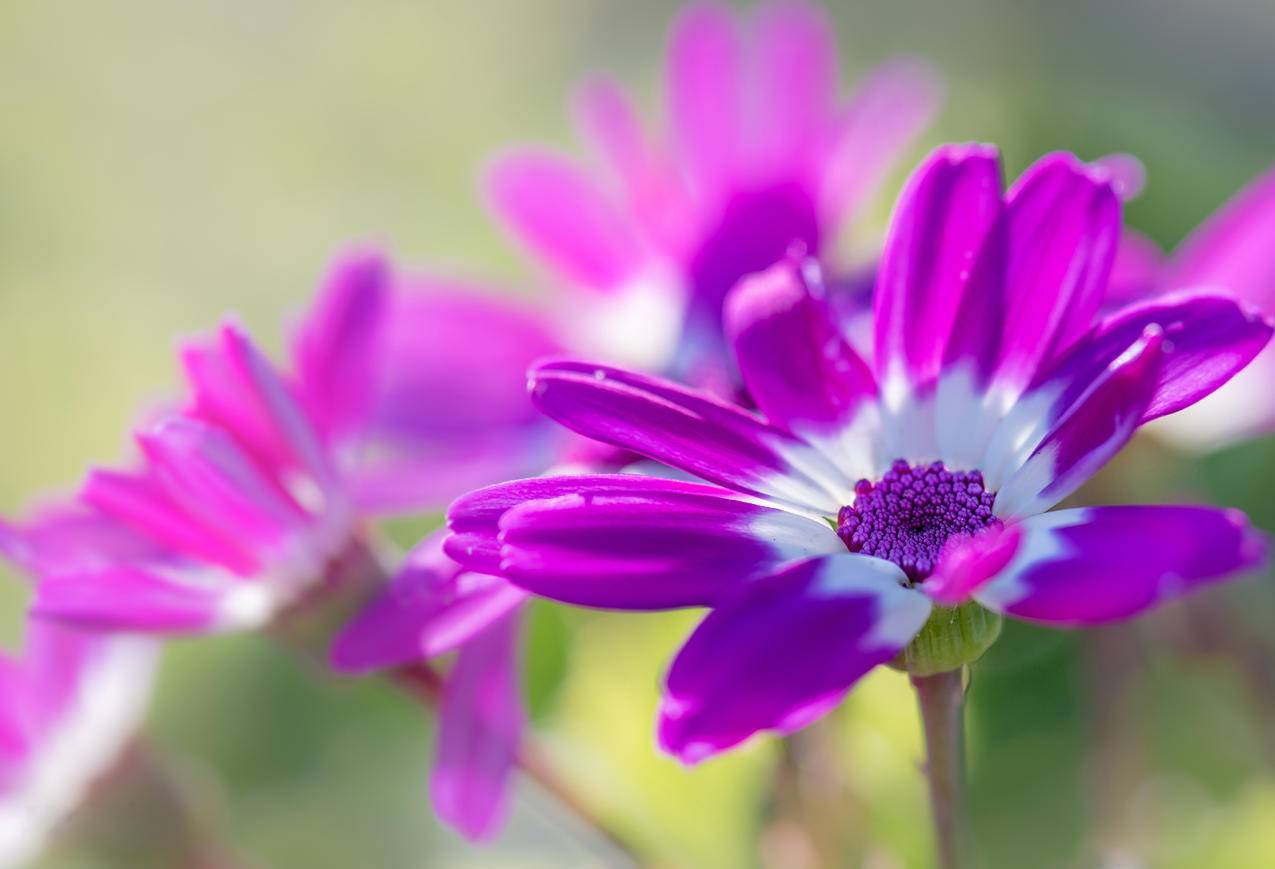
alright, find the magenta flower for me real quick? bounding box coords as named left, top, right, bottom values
left=486, top=0, right=938, bottom=381
left=1113, top=166, right=1275, bottom=447
left=0, top=517, right=155, bottom=865
left=446, top=145, right=1271, bottom=763
left=1, top=249, right=555, bottom=841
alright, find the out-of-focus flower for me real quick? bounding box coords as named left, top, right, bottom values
left=446, top=145, right=1271, bottom=764
left=0, top=519, right=155, bottom=868
left=485, top=0, right=939, bottom=384
left=1, top=248, right=555, bottom=840
left=291, top=252, right=568, bottom=514
left=1117, top=167, right=1275, bottom=448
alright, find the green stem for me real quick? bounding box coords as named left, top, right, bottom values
left=911, top=668, right=973, bottom=869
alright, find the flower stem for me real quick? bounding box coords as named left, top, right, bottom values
left=911, top=668, right=973, bottom=869
left=394, top=662, right=642, bottom=864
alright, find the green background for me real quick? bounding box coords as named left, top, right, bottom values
left=2, top=1, right=1273, bottom=866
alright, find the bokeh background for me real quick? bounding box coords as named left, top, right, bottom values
left=2, top=1, right=1274, bottom=866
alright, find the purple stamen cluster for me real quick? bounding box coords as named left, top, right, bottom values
left=837, top=459, right=997, bottom=582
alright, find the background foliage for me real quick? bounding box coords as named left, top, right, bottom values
left=2, top=1, right=1273, bottom=866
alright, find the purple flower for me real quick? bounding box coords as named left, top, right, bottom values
left=446, top=145, right=1272, bottom=764
left=485, top=0, right=938, bottom=382
left=1, top=249, right=555, bottom=840
left=0, top=517, right=155, bottom=865
left=1112, top=166, right=1275, bottom=447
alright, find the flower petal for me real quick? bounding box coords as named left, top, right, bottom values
left=498, top=483, right=841, bottom=610
left=330, top=531, right=525, bottom=673
left=993, top=153, right=1121, bottom=396
left=657, top=554, right=930, bottom=763
left=345, top=284, right=564, bottom=514
left=1105, top=230, right=1165, bottom=308
left=484, top=148, right=642, bottom=290
left=137, top=418, right=307, bottom=550
left=873, top=143, right=1004, bottom=396
left=923, top=523, right=1023, bottom=606
left=667, top=2, right=741, bottom=196
left=725, top=257, right=877, bottom=477
left=1169, top=165, right=1275, bottom=310
left=290, top=247, right=389, bottom=441
left=974, top=506, right=1267, bottom=626
left=183, top=324, right=335, bottom=487
left=446, top=474, right=701, bottom=573
left=987, top=291, right=1273, bottom=481
left=430, top=612, right=524, bottom=842
left=31, top=566, right=265, bottom=633
left=80, top=469, right=258, bottom=575
left=818, top=58, right=941, bottom=226
left=748, top=0, right=837, bottom=169
left=993, top=328, right=1162, bottom=519
left=529, top=360, right=849, bottom=514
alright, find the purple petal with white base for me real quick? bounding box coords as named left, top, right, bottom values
left=657, top=555, right=930, bottom=763
left=331, top=531, right=525, bottom=672
left=995, top=329, right=1162, bottom=518
left=446, top=475, right=735, bottom=573
left=994, top=153, right=1120, bottom=394
left=430, top=612, right=524, bottom=842
left=498, top=483, right=841, bottom=610
left=874, top=143, right=1003, bottom=393
left=974, top=506, right=1267, bottom=626
left=725, top=258, right=876, bottom=470
left=529, top=360, right=848, bottom=513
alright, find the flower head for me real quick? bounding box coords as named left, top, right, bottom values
left=447, top=145, right=1271, bottom=763
left=0, top=249, right=558, bottom=841
left=486, top=0, right=938, bottom=380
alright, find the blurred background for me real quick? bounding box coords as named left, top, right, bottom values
left=2, top=1, right=1274, bottom=866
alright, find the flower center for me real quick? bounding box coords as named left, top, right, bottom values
left=836, top=460, right=998, bottom=583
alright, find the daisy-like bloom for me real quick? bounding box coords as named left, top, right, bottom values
left=0, top=518, right=155, bottom=867
left=486, top=0, right=938, bottom=382
left=446, top=144, right=1271, bottom=763
left=1113, top=165, right=1275, bottom=448
left=2, top=249, right=556, bottom=840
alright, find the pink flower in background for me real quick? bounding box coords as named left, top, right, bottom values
left=1113, top=166, right=1275, bottom=448
left=0, top=519, right=154, bottom=867
left=0, top=248, right=557, bottom=841
left=446, top=145, right=1270, bottom=763
left=486, top=0, right=939, bottom=385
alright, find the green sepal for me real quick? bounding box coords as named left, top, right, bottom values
left=890, top=601, right=1002, bottom=676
